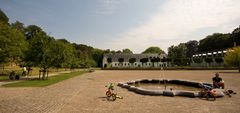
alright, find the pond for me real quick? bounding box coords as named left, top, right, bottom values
left=129, top=83, right=202, bottom=91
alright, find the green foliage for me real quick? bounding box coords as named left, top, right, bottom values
left=122, top=48, right=133, bottom=54
left=51, top=40, right=75, bottom=68
left=185, top=40, right=198, bottom=57
left=24, top=32, right=54, bottom=69
left=150, top=57, right=160, bottom=62
left=92, top=48, right=104, bottom=67
left=0, top=22, right=27, bottom=64
left=231, top=26, right=240, bottom=46
left=107, top=58, right=112, bottom=63
left=193, top=58, right=203, bottom=63
left=168, top=43, right=187, bottom=59
left=0, top=9, right=9, bottom=24
left=25, top=25, right=46, bottom=40
left=205, top=58, right=213, bottom=63
left=215, top=57, right=223, bottom=64
left=198, top=33, right=232, bottom=52
left=224, top=46, right=240, bottom=72
left=2, top=71, right=87, bottom=87
left=11, top=21, right=25, bottom=33
left=140, top=58, right=148, bottom=63
left=142, top=46, right=165, bottom=54
left=161, top=57, right=169, bottom=62
left=129, top=58, right=136, bottom=63
left=118, top=58, right=124, bottom=63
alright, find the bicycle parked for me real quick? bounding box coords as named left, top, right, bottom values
left=199, top=83, right=216, bottom=101
left=105, top=83, right=123, bottom=101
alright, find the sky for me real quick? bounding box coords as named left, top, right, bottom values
left=1, top=0, right=240, bottom=53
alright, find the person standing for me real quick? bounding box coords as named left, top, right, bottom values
left=22, top=66, right=27, bottom=76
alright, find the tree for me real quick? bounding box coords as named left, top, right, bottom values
left=168, top=43, right=187, bottom=59
left=72, top=43, right=95, bottom=67
left=116, top=50, right=122, bottom=53
left=215, top=57, right=223, bottom=64
left=11, top=21, right=25, bottom=33
left=205, top=58, right=213, bottom=64
left=118, top=58, right=124, bottom=63
left=51, top=40, right=76, bottom=69
left=185, top=40, right=198, bottom=57
left=198, top=33, right=232, bottom=52
left=92, top=48, right=104, bottom=67
left=129, top=58, right=136, bottom=66
left=0, top=9, right=9, bottom=24
left=24, top=32, right=55, bottom=79
left=150, top=57, right=160, bottom=67
left=122, top=48, right=133, bottom=54
left=25, top=25, right=46, bottom=40
left=142, top=46, right=165, bottom=54
left=140, top=58, right=148, bottom=66
left=0, top=22, right=27, bottom=65
left=168, top=43, right=187, bottom=66
left=231, top=26, right=240, bottom=46
left=193, top=58, right=203, bottom=64
left=224, top=46, right=240, bottom=72
left=107, top=58, right=112, bottom=63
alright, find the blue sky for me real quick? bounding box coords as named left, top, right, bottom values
left=1, top=0, right=240, bottom=53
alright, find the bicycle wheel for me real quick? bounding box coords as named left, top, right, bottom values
left=206, top=93, right=216, bottom=101
left=106, top=91, right=111, bottom=97
left=112, top=94, right=117, bottom=101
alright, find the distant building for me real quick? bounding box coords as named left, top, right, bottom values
left=102, top=53, right=168, bottom=68
left=191, top=49, right=227, bottom=67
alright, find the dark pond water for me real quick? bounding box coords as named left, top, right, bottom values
left=130, top=83, right=202, bottom=91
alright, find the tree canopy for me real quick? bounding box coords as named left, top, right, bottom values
left=122, top=48, right=133, bottom=54
left=231, top=26, right=240, bottom=46
left=142, top=46, right=165, bottom=54
left=198, top=33, right=232, bottom=52
left=224, top=46, right=240, bottom=72
left=0, top=9, right=9, bottom=24
left=0, top=22, right=27, bottom=64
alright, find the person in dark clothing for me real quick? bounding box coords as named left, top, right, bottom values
left=212, top=73, right=224, bottom=89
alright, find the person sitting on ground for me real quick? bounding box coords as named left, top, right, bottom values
left=212, top=73, right=224, bottom=89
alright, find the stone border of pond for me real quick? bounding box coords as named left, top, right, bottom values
left=118, top=79, right=225, bottom=98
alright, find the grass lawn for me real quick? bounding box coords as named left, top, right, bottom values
left=2, top=71, right=87, bottom=87
left=0, top=76, right=9, bottom=81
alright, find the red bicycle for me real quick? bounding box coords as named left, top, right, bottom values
left=199, top=89, right=216, bottom=101
left=106, top=90, right=117, bottom=101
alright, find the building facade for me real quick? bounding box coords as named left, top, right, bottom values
left=191, top=50, right=227, bottom=67
left=102, top=53, right=168, bottom=68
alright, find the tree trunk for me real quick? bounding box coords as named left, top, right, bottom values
left=2, top=64, right=4, bottom=75
left=42, top=68, right=46, bottom=80
left=239, top=66, right=240, bottom=73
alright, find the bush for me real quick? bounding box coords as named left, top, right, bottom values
left=205, top=58, right=213, bottom=63
left=215, top=57, right=223, bottom=63
left=193, top=58, right=202, bottom=63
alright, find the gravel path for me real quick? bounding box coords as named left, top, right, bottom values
left=0, top=70, right=239, bottom=113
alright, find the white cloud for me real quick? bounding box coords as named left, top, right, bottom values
left=102, top=0, right=240, bottom=53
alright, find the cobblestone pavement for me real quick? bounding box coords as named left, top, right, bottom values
left=0, top=70, right=240, bottom=113
left=0, top=71, right=90, bottom=113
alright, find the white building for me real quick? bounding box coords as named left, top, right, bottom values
left=102, top=53, right=168, bottom=68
